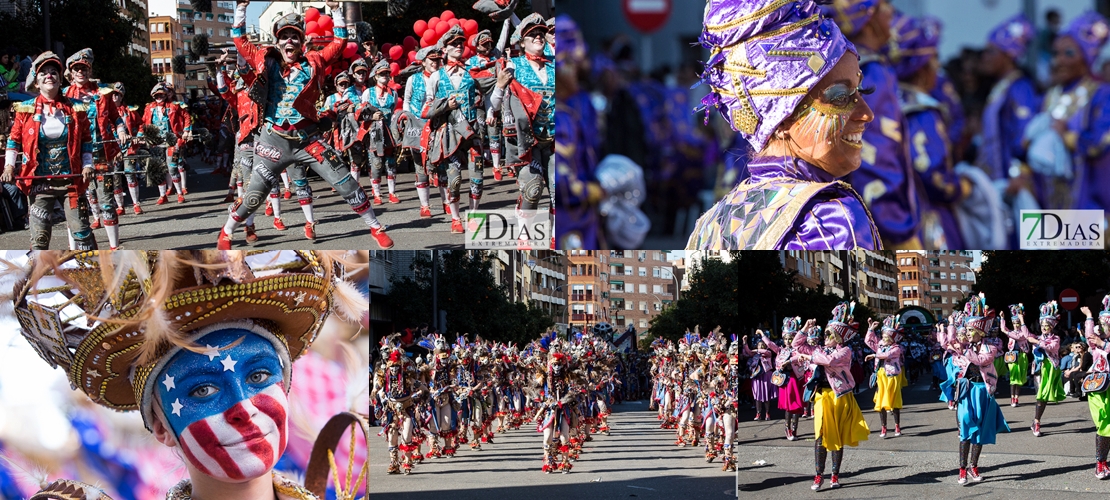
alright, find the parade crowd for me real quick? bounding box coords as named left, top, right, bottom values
left=555, top=0, right=1110, bottom=250
left=736, top=294, right=1110, bottom=489
left=1, top=0, right=557, bottom=250
left=371, top=324, right=738, bottom=475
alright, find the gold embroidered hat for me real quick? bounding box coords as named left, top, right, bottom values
left=8, top=250, right=366, bottom=430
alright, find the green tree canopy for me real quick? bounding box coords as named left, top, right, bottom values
left=385, top=251, right=554, bottom=347
left=1, top=0, right=159, bottom=105
left=648, top=254, right=739, bottom=342
left=976, top=251, right=1110, bottom=328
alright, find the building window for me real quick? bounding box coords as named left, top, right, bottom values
left=653, top=267, right=660, bottom=277
left=639, top=319, right=648, bottom=329
left=653, top=284, right=662, bottom=294
left=639, top=301, right=647, bottom=312
left=638, top=267, right=646, bottom=277
left=941, top=284, right=948, bottom=292
left=625, top=267, right=632, bottom=276
left=654, top=302, right=662, bottom=311
left=625, top=301, right=633, bottom=311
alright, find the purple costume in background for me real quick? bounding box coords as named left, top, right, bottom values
left=1041, top=12, right=1110, bottom=212
left=930, top=73, right=966, bottom=151
left=825, top=1, right=920, bottom=248
left=978, top=14, right=1041, bottom=182
left=554, top=15, right=603, bottom=248
left=891, top=14, right=964, bottom=249
left=688, top=0, right=881, bottom=250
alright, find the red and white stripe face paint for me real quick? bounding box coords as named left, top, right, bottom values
left=177, top=382, right=288, bottom=481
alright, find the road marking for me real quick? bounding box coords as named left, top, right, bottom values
left=628, top=485, right=656, bottom=491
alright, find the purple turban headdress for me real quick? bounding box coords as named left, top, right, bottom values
left=889, top=13, right=940, bottom=81
left=1060, top=11, right=1110, bottom=69
left=987, top=13, right=1035, bottom=61
left=555, top=14, right=587, bottom=66
left=820, top=0, right=878, bottom=37
left=699, top=0, right=856, bottom=152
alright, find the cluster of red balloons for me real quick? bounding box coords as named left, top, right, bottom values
left=413, top=10, right=480, bottom=59
left=303, top=7, right=335, bottom=42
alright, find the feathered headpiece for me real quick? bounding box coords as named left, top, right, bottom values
left=728, top=334, right=738, bottom=355
left=881, top=315, right=903, bottom=342
left=965, top=292, right=995, bottom=334
left=1101, top=295, right=1110, bottom=320
left=1040, top=301, right=1059, bottom=327
left=782, top=316, right=801, bottom=334
left=826, top=301, right=858, bottom=343
left=1009, top=303, right=1024, bottom=325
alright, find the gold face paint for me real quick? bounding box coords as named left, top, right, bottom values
left=790, top=77, right=873, bottom=145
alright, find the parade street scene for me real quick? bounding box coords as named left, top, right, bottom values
left=736, top=250, right=1110, bottom=497
left=369, top=250, right=739, bottom=498
left=556, top=0, right=1110, bottom=250
left=0, top=0, right=554, bottom=250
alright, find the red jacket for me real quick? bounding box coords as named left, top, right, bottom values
left=63, top=82, right=122, bottom=161
left=9, top=96, right=93, bottom=206
left=121, top=105, right=142, bottom=154
left=218, top=69, right=261, bottom=145
left=235, top=25, right=346, bottom=126
left=140, top=101, right=192, bottom=147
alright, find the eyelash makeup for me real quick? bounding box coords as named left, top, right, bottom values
left=789, top=82, right=871, bottom=145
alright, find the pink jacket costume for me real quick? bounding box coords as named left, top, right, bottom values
left=1029, top=301, right=1062, bottom=368
left=951, top=293, right=1002, bottom=394
left=1001, top=303, right=1032, bottom=353
left=865, top=317, right=903, bottom=377
left=793, top=302, right=859, bottom=397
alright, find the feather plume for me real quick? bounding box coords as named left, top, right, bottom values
left=0, top=453, right=50, bottom=489
left=329, top=276, right=368, bottom=324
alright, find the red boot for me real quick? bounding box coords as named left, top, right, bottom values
left=216, top=229, right=233, bottom=250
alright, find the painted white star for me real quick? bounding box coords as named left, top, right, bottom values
left=221, top=354, right=237, bottom=372
left=204, top=344, right=220, bottom=361
left=86, top=368, right=101, bottom=379
left=162, top=374, right=176, bottom=391
left=171, top=398, right=183, bottom=417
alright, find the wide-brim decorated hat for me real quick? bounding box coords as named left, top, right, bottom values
left=881, top=314, right=903, bottom=341
left=1040, top=300, right=1059, bottom=327
left=8, top=250, right=365, bottom=431
left=826, top=301, right=858, bottom=343
left=964, top=292, right=994, bottom=334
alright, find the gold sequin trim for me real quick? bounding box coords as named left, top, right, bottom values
left=704, top=0, right=795, bottom=32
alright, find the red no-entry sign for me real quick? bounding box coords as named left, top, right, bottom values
left=1060, top=288, right=1079, bottom=310
left=622, top=0, right=671, bottom=34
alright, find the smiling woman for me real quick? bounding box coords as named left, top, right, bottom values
left=685, top=0, right=882, bottom=250
left=2, top=250, right=368, bottom=500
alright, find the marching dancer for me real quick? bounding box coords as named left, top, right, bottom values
left=2, top=52, right=98, bottom=249
left=865, top=316, right=906, bottom=438
left=793, top=303, right=870, bottom=490
left=361, top=60, right=400, bottom=205
left=62, top=48, right=129, bottom=249
left=1028, top=301, right=1065, bottom=437
left=945, top=294, right=1010, bottom=484
left=743, top=334, right=775, bottom=422
left=466, top=29, right=506, bottom=181
left=137, top=81, right=192, bottom=205
left=397, top=46, right=444, bottom=219
left=1001, top=304, right=1033, bottom=406
left=1082, top=299, right=1110, bottom=479
left=219, top=0, right=392, bottom=249
left=762, top=318, right=805, bottom=440
left=107, top=82, right=145, bottom=215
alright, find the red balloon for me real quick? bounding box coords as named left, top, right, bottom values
left=464, top=19, right=479, bottom=35
left=404, top=36, right=417, bottom=51
left=421, top=31, right=436, bottom=47
left=318, top=15, right=333, bottom=31
left=381, top=43, right=393, bottom=54
left=413, top=20, right=427, bottom=36
left=343, top=42, right=358, bottom=59
left=428, top=17, right=440, bottom=28
left=463, top=47, right=474, bottom=60
left=305, top=7, right=320, bottom=22
left=441, top=10, right=454, bottom=21
left=408, top=50, right=417, bottom=62
left=305, top=21, right=319, bottom=35
left=448, top=19, right=460, bottom=28
left=389, top=46, right=404, bottom=61
left=435, top=21, right=450, bottom=36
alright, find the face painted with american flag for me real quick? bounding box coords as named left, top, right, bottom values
left=157, top=328, right=289, bottom=482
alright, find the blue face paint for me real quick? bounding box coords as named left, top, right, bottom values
left=156, top=328, right=290, bottom=481
left=157, top=329, right=284, bottom=438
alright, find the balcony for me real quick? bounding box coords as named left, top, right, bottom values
left=571, top=313, right=596, bottom=322
left=571, top=293, right=594, bottom=302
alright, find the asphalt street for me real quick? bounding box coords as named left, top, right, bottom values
left=738, top=374, right=1110, bottom=499
left=370, top=400, right=738, bottom=499
left=372, top=163, right=549, bottom=250
left=0, top=154, right=370, bottom=249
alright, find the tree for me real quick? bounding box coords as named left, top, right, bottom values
left=648, top=256, right=739, bottom=342
left=976, top=251, right=1110, bottom=326
left=0, top=0, right=160, bottom=105
left=384, top=250, right=554, bottom=346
